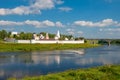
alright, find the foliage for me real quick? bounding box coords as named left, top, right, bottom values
left=0, top=30, right=83, bottom=40
left=17, top=32, right=33, bottom=40
left=60, top=34, right=73, bottom=40
left=111, top=40, right=120, bottom=44
left=75, top=37, right=84, bottom=40
left=98, top=40, right=108, bottom=44
left=98, top=39, right=120, bottom=45
left=0, top=30, right=8, bottom=40
left=85, top=39, right=99, bottom=44
left=8, top=65, right=120, bottom=80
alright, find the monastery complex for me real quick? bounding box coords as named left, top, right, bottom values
left=6, top=31, right=84, bottom=44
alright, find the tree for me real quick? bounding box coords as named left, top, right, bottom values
left=75, top=37, right=84, bottom=40
left=0, top=30, right=7, bottom=40
left=25, top=33, right=33, bottom=40
left=7, top=32, right=11, bottom=38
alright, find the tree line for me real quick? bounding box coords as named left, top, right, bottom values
left=98, top=39, right=120, bottom=44
left=0, top=30, right=33, bottom=40
left=0, top=30, right=84, bottom=40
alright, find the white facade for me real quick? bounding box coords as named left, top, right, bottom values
left=54, top=30, right=60, bottom=40
left=16, top=40, right=31, bottom=43
left=11, top=32, right=18, bottom=35
left=57, top=40, right=84, bottom=44
left=12, top=30, right=84, bottom=44
left=16, top=40, right=84, bottom=44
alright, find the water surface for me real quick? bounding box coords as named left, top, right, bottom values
left=0, top=45, right=120, bottom=80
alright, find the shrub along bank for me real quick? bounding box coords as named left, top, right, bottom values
left=8, top=65, right=120, bottom=80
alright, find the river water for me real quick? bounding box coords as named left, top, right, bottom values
left=0, top=45, right=120, bottom=80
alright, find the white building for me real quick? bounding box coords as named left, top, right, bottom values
left=39, top=34, right=45, bottom=39
left=33, top=33, right=40, bottom=40
left=10, top=30, right=85, bottom=44
left=46, top=33, right=49, bottom=39
left=11, top=32, right=18, bottom=35
left=54, top=30, right=60, bottom=40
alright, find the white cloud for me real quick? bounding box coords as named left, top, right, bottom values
left=24, top=20, right=42, bottom=27
left=25, top=20, right=55, bottom=27
left=77, top=31, right=83, bottom=34
left=66, top=29, right=75, bottom=35
left=100, top=28, right=120, bottom=32
left=58, top=7, right=72, bottom=12
left=42, top=20, right=55, bottom=27
left=0, top=20, right=23, bottom=26
left=99, top=28, right=120, bottom=36
left=0, top=0, right=63, bottom=15
left=66, top=29, right=83, bottom=35
left=55, top=21, right=64, bottom=27
left=54, top=0, right=64, bottom=4
left=74, top=19, right=119, bottom=27
left=0, top=20, right=64, bottom=28
left=66, top=29, right=74, bottom=32
left=68, top=32, right=75, bottom=35
left=74, top=21, right=94, bottom=27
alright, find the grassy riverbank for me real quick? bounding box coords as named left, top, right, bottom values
left=8, top=65, right=120, bottom=80
left=0, top=43, right=100, bottom=52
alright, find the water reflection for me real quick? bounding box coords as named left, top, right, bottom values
left=0, top=46, right=120, bottom=80
left=0, top=53, right=32, bottom=65
left=31, top=49, right=85, bottom=65
left=31, top=51, right=61, bottom=65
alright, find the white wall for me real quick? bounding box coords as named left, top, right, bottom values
left=58, top=40, right=84, bottom=44
left=16, top=40, right=84, bottom=44
left=31, top=40, right=57, bottom=44
left=31, top=40, right=84, bottom=44
left=17, top=40, right=31, bottom=43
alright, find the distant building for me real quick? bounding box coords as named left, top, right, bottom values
left=65, top=37, right=69, bottom=41
left=54, top=30, right=60, bottom=40
left=6, top=30, right=85, bottom=44
left=10, top=32, right=19, bottom=38
left=45, top=33, right=49, bottom=40
left=70, top=37, right=74, bottom=41
left=33, top=33, right=40, bottom=40
left=5, top=38, right=16, bottom=43
left=11, top=32, right=18, bottom=35
left=39, top=34, right=44, bottom=39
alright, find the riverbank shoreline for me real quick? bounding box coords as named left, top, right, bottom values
left=8, top=64, right=120, bottom=80
left=0, top=43, right=100, bottom=52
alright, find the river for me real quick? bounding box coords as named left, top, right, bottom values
left=0, top=45, right=120, bottom=80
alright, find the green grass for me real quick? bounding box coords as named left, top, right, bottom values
left=8, top=65, right=120, bottom=80
left=0, top=43, right=100, bottom=52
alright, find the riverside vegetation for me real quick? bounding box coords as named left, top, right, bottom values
left=0, top=43, right=99, bottom=52
left=8, top=65, right=120, bottom=80
left=0, top=29, right=98, bottom=52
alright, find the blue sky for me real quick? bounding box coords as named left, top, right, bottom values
left=0, top=0, right=120, bottom=39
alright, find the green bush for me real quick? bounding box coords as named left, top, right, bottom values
left=8, top=65, right=120, bottom=80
